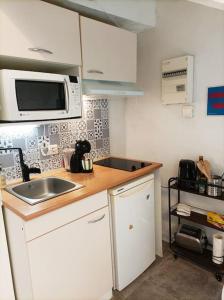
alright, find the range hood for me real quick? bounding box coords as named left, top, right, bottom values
left=82, top=80, right=144, bottom=96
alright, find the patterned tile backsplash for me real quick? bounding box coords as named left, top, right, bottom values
left=0, top=98, right=110, bottom=181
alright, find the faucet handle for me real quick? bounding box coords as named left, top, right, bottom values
left=22, top=165, right=41, bottom=182
left=29, top=167, right=41, bottom=174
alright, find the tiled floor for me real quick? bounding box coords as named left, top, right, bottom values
left=112, top=243, right=223, bottom=300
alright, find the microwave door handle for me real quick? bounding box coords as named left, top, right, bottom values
left=64, top=80, right=69, bottom=114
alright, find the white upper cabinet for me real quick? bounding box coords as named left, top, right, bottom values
left=0, top=0, right=81, bottom=66
left=80, top=16, right=137, bottom=82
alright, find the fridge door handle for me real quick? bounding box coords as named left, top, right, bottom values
left=119, top=181, right=152, bottom=198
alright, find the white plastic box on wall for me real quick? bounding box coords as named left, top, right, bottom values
left=161, top=55, right=194, bottom=104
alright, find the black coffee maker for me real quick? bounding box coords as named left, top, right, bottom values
left=70, top=140, right=91, bottom=173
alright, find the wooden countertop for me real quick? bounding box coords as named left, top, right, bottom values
left=2, top=161, right=162, bottom=221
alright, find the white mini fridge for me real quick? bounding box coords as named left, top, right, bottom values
left=109, top=174, right=155, bottom=291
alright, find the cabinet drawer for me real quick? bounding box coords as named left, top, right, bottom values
left=0, top=0, right=81, bottom=66
left=24, top=190, right=108, bottom=241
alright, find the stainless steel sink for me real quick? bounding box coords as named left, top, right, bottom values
left=6, top=177, right=84, bottom=205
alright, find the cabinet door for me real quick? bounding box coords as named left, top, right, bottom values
left=0, top=0, right=81, bottom=66
left=80, top=16, right=137, bottom=82
left=0, top=206, right=15, bottom=300
left=27, top=207, right=113, bottom=300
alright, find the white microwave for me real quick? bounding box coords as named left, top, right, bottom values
left=0, top=69, right=82, bottom=122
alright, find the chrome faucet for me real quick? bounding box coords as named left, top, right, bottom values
left=0, top=147, right=41, bottom=182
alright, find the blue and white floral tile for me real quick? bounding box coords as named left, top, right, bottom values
left=0, top=98, right=110, bottom=181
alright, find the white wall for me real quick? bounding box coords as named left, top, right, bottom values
left=123, top=0, right=224, bottom=241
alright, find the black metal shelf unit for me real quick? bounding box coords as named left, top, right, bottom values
left=168, top=177, right=224, bottom=281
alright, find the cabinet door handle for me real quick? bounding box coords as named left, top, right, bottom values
left=87, top=69, right=104, bottom=74
left=88, top=214, right=105, bottom=224
left=28, top=47, right=53, bottom=54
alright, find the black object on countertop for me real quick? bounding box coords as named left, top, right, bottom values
left=70, top=140, right=91, bottom=173
left=93, top=157, right=151, bottom=172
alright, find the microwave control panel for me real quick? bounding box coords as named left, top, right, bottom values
left=69, top=76, right=81, bottom=116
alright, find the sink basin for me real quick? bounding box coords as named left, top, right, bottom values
left=6, top=177, right=84, bottom=205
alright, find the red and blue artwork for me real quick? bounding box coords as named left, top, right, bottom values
left=207, top=86, right=224, bottom=115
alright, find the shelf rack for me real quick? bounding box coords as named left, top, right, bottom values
left=168, top=177, right=224, bottom=281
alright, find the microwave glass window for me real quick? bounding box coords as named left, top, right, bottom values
left=15, top=80, right=66, bottom=111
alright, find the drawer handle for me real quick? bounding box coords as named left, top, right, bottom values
left=88, top=214, right=105, bottom=224
left=28, top=47, right=53, bottom=54
left=87, top=69, right=104, bottom=74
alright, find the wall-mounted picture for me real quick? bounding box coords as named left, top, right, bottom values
left=207, top=86, right=224, bottom=115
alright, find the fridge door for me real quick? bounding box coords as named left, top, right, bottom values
left=111, top=179, right=155, bottom=290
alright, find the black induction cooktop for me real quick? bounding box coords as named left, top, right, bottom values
left=94, top=157, right=151, bottom=172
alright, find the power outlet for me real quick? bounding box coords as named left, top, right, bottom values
left=48, top=144, right=59, bottom=155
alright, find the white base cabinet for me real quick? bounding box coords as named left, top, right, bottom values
left=0, top=202, right=15, bottom=300
left=28, top=207, right=112, bottom=300
left=5, top=191, right=113, bottom=300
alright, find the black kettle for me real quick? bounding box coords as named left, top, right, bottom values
left=178, top=159, right=196, bottom=189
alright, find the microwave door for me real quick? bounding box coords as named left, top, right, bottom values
left=15, top=80, right=66, bottom=110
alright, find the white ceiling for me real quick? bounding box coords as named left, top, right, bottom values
left=188, top=0, right=224, bottom=10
